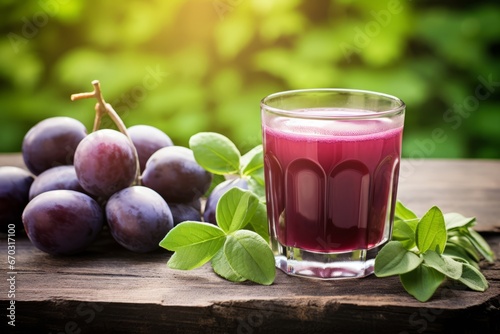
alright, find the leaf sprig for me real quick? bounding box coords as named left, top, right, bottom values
left=160, top=187, right=275, bottom=285
left=375, top=202, right=495, bottom=302
left=160, top=132, right=275, bottom=285
left=189, top=132, right=265, bottom=200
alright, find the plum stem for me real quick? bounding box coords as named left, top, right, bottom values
left=71, top=80, right=142, bottom=185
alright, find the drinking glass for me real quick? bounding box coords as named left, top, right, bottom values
left=261, top=89, right=405, bottom=279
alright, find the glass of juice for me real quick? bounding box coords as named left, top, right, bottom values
left=261, top=89, right=405, bottom=279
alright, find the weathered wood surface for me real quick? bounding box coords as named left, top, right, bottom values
left=1, top=156, right=500, bottom=334
left=397, top=159, right=500, bottom=233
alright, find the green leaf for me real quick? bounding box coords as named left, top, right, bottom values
left=159, top=222, right=226, bottom=270
left=189, top=132, right=241, bottom=174
left=447, top=235, right=481, bottom=263
left=392, top=201, right=419, bottom=249
left=400, top=264, right=446, bottom=302
left=374, top=241, right=423, bottom=277
left=464, top=229, right=496, bottom=263
left=444, top=212, right=476, bottom=230
left=422, top=251, right=462, bottom=280
left=395, top=201, right=418, bottom=221
left=444, top=242, right=480, bottom=266
left=224, top=230, right=276, bottom=285
left=216, top=188, right=260, bottom=234
left=247, top=201, right=270, bottom=243
left=240, top=145, right=264, bottom=176
left=247, top=172, right=266, bottom=199
left=392, top=218, right=418, bottom=249
left=211, top=248, right=246, bottom=282
left=458, top=262, right=489, bottom=292
left=416, top=206, right=447, bottom=254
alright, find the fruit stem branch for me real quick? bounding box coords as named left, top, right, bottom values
left=71, top=81, right=103, bottom=132
left=71, top=80, right=142, bottom=185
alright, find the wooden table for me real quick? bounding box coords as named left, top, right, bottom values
left=1, top=155, right=499, bottom=334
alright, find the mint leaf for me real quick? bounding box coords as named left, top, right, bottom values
left=444, top=212, right=476, bottom=230
left=374, top=241, right=422, bottom=277
left=247, top=173, right=266, bottom=201
left=464, top=229, right=496, bottom=263
left=416, top=206, right=447, bottom=254
left=247, top=201, right=269, bottom=243
left=458, top=262, right=489, bottom=292
left=392, top=218, right=418, bottom=249
left=444, top=241, right=480, bottom=265
left=395, top=201, right=418, bottom=221
left=240, top=145, right=264, bottom=176
left=211, top=248, right=246, bottom=282
left=189, top=132, right=241, bottom=174
left=216, top=188, right=259, bottom=234
left=422, top=251, right=462, bottom=280
left=159, top=221, right=226, bottom=270
left=400, top=264, right=446, bottom=302
left=224, top=230, right=276, bottom=285
left=392, top=201, right=419, bottom=249
left=446, top=235, right=481, bottom=263
left=379, top=202, right=493, bottom=302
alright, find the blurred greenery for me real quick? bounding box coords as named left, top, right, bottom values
left=0, top=0, right=499, bottom=158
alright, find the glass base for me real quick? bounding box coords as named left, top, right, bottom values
left=273, top=243, right=385, bottom=279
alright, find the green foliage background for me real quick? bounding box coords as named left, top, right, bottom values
left=1, top=0, right=499, bottom=158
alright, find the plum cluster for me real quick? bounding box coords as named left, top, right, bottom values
left=1, top=91, right=213, bottom=255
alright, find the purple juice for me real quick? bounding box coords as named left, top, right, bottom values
left=263, top=109, right=403, bottom=253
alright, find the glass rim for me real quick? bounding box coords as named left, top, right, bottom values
left=261, top=88, right=406, bottom=120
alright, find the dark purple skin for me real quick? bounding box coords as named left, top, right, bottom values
left=189, top=198, right=202, bottom=212
left=0, top=166, right=34, bottom=231
left=29, top=165, right=87, bottom=200
left=74, top=129, right=137, bottom=198
left=106, top=186, right=174, bottom=253
left=22, top=117, right=87, bottom=175
left=128, top=125, right=173, bottom=173
left=203, top=178, right=248, bottom=225
left=142, top=146, right=212, bottom=203
left=22, top=190, right=104, bottom=255
left=169, top=202, right=202, bottom=226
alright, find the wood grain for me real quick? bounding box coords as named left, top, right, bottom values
left=1, top=155, right=499, bottom=333
left=397, top=159, right=500, bottom=233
